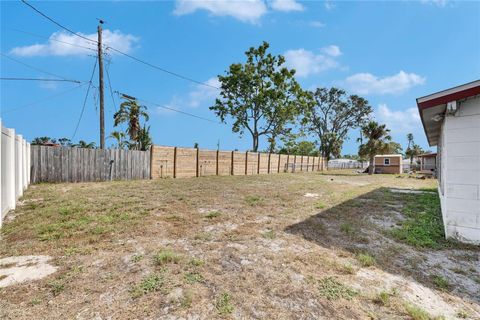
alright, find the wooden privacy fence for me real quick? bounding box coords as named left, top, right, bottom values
left=150, top=145, right=326, bottom=179
left=30, top=146, right=150, bottom=183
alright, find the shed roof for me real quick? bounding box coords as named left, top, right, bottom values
left=374, top=154, right=403, bottom=157
left=416, top=80, right=480, bottom=147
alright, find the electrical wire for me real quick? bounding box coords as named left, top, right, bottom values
left=113, top=90, right=221, bottom=124
left=1, top=52, right=85, bottom=81
left=5, top=27, right=97, bottom=52
left=20, top=0, right=219, bottom=90
left=0, top=77, right=81, bottom=83
left=71, top=58, right=97, bottom=140
left=1, top=83, right=87, bottom=114
left=20, top=0, right=97, bottom=45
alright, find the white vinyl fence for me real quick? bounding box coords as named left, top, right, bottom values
left=1, top=120, right=30, bottom=227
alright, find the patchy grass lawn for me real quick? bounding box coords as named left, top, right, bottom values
left=0, top=171, right=479, bottom=319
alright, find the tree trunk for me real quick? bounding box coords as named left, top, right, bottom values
left=368, top=155, right=375, bottom=175
left=252, top=133, right=259, bottom=152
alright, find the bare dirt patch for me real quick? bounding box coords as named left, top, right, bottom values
left=0, top=256, right=57, bottom=288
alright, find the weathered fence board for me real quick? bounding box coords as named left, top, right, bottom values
left=30, top=146, right=150, bottom=183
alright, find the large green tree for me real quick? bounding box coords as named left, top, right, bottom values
left=358, top=121, right=392, bottom=175
left=301, top=87, right=372, bottom=161
left=113, top=96, right=151, bottom=150
left=210, top=41, right=305, bottom=152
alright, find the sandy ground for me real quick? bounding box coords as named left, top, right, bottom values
left=0, top=172, right=478, bottom=319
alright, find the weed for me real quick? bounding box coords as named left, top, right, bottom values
left=215, top=292, right=234, bottom=315
left=404, top=303, right=431, bottom=320
left=262, top=230, right=276, bottom=239
left=391, top=192, right=447, bottom=248
left=432, top=275, right=449, bottom=290
left=30, top=297, right=41, bottom=306
left=184, top=272, right=203, bottom=284
left=131, top=274, right=164, bottom=298
left=131, top=254, right=143, bottom=263
left=189, top=258, right=204, bottom=267
left=340, top=263, right=356, bottom=275
left=456, top=310, right=469, bottom=319
left=315, top=202, right=326, bottom=209
left=180, top=290, right=193, bottom=308
left=340, top=223, right=354, bottom=235
left=205, top=211, right=221, bottom=219
left=357, top=253, right=375, bottom=267
left=48, top=280, right=65, bottom=296
left=153, top=249, right=181, bottom=265
left=374, top=290, right=390, bottom=306
left=318, top=277, right=357, bottom=300
left=194, top=232, right=212, bottom=241
left=245, top=195, right=262, bottom=206
left=450, top=267, right=467, bottom=275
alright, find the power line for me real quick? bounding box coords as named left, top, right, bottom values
left=20, top=0, right=220, bottom=90
left=106, top=47, right=220, bottom=90
left=2, top=83, right=87, bottom=114
left=72, top=58, right=98, bottom=140
left=113, top=90, right=221, bottom=124
left=0, top=77, right=81, bottom=83
left=1, top=52, right=85, bottom=81
left=5, top=27, right=97, bottom=52
left=20, top=0, right=97, bottom=45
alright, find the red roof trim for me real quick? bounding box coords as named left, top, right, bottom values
left=418, top=85, right=480, bottom=110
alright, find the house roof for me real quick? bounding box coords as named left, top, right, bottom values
left=418, top=153, right=437, bottom=158
left=417, top=80, right=480, bottom=147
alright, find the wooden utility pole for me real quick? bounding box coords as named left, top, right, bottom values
left=97, top=23, right=105, bottom=149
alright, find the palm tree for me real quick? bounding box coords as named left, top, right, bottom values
left=358, top=121, right=392, bottom=175
left=108, top=131, right=127, bottom=149
left=75, top=140, right=96, bottom=149
left=114, top=96, right=149, bottom=150
left=137, top=125, right=152, bottom=151
left=406, top=133, right=415, bottom=164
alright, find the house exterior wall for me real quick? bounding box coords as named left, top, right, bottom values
left=438, top=96, right=480, bottom=244
left=374, top=156, right=402, bottom=174
left=420, top=156, right=436, bottom=171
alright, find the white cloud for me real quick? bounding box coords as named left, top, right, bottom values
left=309, top=20, right=326, bottom=28
left=321, top=45, right=341, bottom=57
left=173, top=0, right=305, bottom=23
left=375, top=104, right=421, bottom=134
left=324, top=0, right=335, bottom=10
left=420, top=0, right=448, bottom=7
left=343, top=71, right=425, bottom=95
left=283, top=46, right=341, bottom=77
left=269, top=0, right=304, bottom=12
left=157, top=77, right=220, bottom=115
left=184, top=77, right=220, bottom=108
left=10, top=30, right=138, bottom=57
left=173, top=0, right=268, bottom=23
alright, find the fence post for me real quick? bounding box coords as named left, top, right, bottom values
left=196, top=147, right=199, bottom=178
left=306, top=156, right=309, bottom=172
left=277, top=154, right=281, bottom=173
left=300, top=156, right=303, bottom=172
left=286, top=154, right=290, bottom=173
left=267, top=153, right=271, bottom=174
left=216, top=150, right=219, bottom=176
left=173, top=147, right=177, bottom=179
left=245, top=151, right=248, bottom=175
left=312, top=157, right=315, bottom=172
left=230, top=151, right=234, bottom=175
left=257, top=153, right=260, bottom=174
left=15, top=134, right=23, bottom=199
left=6, top=128, right=16, bottom=212
left=149, top=145, right=154, bottom=179
left=293, top=155, right=296, bottom=173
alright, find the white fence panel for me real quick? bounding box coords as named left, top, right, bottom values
left=1, top=120, right=30, bottom=227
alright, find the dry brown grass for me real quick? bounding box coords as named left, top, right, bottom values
left=1, top=171, right=479, bottom=319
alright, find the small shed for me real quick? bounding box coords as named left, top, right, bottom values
left=373, top=154, right=403, bottom=174
left=418, top=153, right=437, bottom=172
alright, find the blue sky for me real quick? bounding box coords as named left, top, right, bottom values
left=1, top=0, right=479, bottom=154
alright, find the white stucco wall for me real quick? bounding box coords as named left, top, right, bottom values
left=438, top=96, right=480, bottom=244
